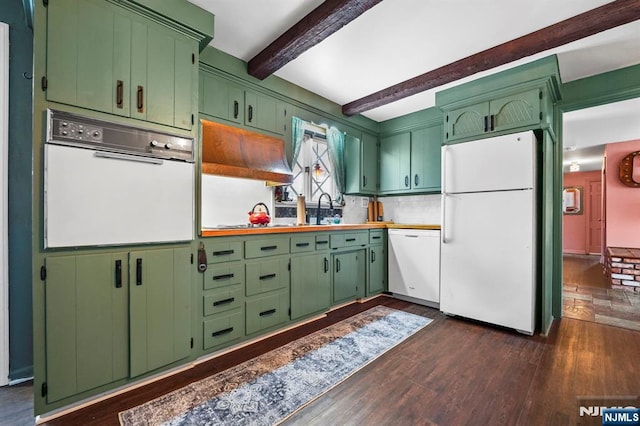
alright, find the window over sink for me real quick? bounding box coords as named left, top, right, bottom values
left=288, top=122, right=338, bottom=204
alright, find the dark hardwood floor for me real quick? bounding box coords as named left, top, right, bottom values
left=0, top=380, right=34, bottom=426
left=23, top=296, right=638, bottom=426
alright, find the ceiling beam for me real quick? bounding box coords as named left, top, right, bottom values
left=342, top=0, right=640, bottom=116
left=248, top=0, right=382, bottom=80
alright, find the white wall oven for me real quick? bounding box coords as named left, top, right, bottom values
left=44, top=109, right=195, bottom=248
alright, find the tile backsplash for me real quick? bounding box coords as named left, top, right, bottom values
left=341, top=194, right=441, bottom=225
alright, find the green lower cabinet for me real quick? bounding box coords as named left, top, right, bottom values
left=245, top=290, right=290, bottom=335
left=203, top=309, right=245, bottom=350
left=245, top=258, right=289, bottom=296
left=290, top=253, right=331, bottom=320
left=332, top=250, right=366, bottom=304
left=203, top=285, right=243, bottom=316
left=129, top=248, right=191, bottom=378
left=367, top=245, right=386, bottom=295
left=44, top=253, right=129, bottom=403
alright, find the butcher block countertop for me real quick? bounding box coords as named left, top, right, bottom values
left=386, top=224, right=441, bottom=230
left=201, top=223, right=439, bottom=237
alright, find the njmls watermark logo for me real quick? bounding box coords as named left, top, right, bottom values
left=578, top=396, right=640, bottom=426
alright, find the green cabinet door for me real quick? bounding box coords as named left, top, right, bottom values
left=345, top=132, right=378, bottom=195
left=129, top=248, right=191, bottom=377
left=490, top=88, right=541, bottom=134
left=130, top=17, right=197, bottom=129
left=200, top=72, right=244, bottom=123
left=368, top=245, right=386, bottom=295
left=46, top=0, right=195, bottom=129
left=332, top=250, right=365, bottom=304
left=290, top=254, right=331, bottom=320
left=245, top=91, right=275, bottom=133
left=410, top=125, right=442, bottom=192
left=46, top=0, right=131, bottom=116
left=379, top=132, right=411, bottom=193
left=445, top=102, right=489, bottom=143
left=362, top=132, right=379, bottom=193
left=44, top=253, right=128, bottom=403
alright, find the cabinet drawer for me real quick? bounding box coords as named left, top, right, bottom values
left=315, top=235, right=330, bottom=250
left=203, top=311, right=244, bottom=350
left=203, top=263, right=245, bottom=290
left=291, top=235, right=315, bottom=253
left=330, top=232, right=368, bottom=249
left=245, top=237, right=289, bottom=259
left=245, top=290, right=289, bottom=335
left=246, top=258, right=289, bottom=296
left=205, top=241, right=243, bottom=263
left=203, top=286, right=243, bottom=316
left=369, top=230, right=384, bottom=244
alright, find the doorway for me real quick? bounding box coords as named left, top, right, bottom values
left=561, top=100, right=640, bottom=332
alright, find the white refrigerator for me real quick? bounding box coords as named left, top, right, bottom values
left=440, top=130, right=536, bottom=335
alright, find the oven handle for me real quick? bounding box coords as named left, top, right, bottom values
left=94, top=151, right=164, bottom=165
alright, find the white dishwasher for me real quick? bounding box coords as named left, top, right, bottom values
left=388, top=229, right=440, bottom=308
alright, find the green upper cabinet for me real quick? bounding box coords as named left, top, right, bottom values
left=200, top=72, right=244, bottom=123
left=44, top=253, right=128, bottom=403
left=445, top=88, right=541, bottom=143
left=129, top=247, right=192, bottom=378
left=199, top=70, right=288, bottom=135
left=45, top=0, right=197, bottom=130
left=244, top=90, right=288, bottom=135
left=410, top=125, right=442, bottom=192
left=345, top=132, right=378, bottom=195
left=379, top=132, right=411, bottom=192
left=379, top=126, right=441, bottom=194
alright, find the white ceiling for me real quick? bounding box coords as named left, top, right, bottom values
left=188, top=0, right=640, bottom=165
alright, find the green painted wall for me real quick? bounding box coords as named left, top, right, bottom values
left=3, top=0, right=34, bottom=380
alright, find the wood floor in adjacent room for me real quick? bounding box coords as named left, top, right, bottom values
left=563, top=254, right=640, bottom=331
left=7, top=296, right=630, bottom=426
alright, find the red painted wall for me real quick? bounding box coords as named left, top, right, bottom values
left=563, top=170, right=601, bottom=254
left=605, top=139, right=640, bottom=249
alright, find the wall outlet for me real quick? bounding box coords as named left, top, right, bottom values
left=361, top=197, right=369, bottom=208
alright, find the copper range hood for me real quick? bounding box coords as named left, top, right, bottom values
left=200, top=120, right=293, bottom=184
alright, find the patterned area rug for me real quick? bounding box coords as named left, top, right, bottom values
left=119, top=306, right=432, bottom=425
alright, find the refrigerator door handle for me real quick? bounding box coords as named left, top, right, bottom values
left=441, top=193, right=448, bottom=244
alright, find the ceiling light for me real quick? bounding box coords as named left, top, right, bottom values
left=569, top=162, right=580, bottom=172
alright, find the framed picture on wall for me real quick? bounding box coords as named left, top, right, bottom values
left=562, top=186, right=583, bottom=215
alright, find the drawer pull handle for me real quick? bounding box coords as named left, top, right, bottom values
left=260, top=245, right=278, bottom=251
left=136, top=258, right=142, bottom=286
left=114, top=260, right=122, bottom=288
left=136, top=85, right=144, bottom=112
left=116, top=80, right=123, bottom=109
left=213, top=297, right=235, bottom=306
left=211, top=327, right=234, bottom=337
left=345, top=238, right=356, bottom=242
left=295, top=242, right=310, bottom=247
left=316, top=240, right=328, bottom=245
left=372, top=235, right=381, bottom=240
left=259, top=309, right=276, bottom=317
left=213, top=273, right=234, bottom=281
left=213, top=249, right=235, bottom=256
left=259, top=273, right=277, bottom=280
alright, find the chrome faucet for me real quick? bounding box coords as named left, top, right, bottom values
left=316, top=193, right=333, bottom=225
